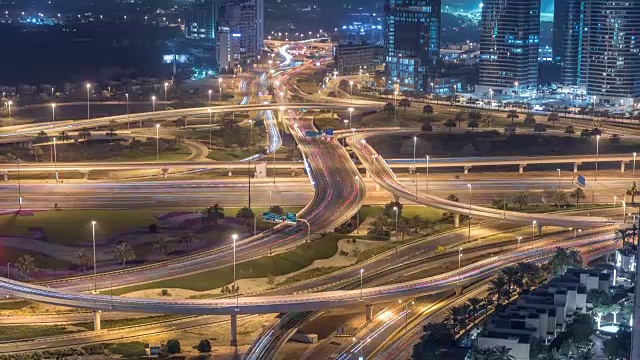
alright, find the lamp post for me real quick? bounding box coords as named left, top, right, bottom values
left=86, top=84, right=91, bottom=119
left=431, top=82, right=435, bottom=96
left=413, top=136, right=418, bottom=199
left=355, top=176, right=361, bottom=234
left=91, top=221, right=97, bottom=293
left=394, top=91, right=398, bottom=126
left=557, top=169, right=561, bottom=191
left=634, top=152, right=637, bottom=184
left=51, top=103, right=56, bottom=127
left=6, top=101, right=11, bottom=125
left=532, top=220, right=537, bottom=239
left=218, top=78, right=223, bottom=102
left=514, top=81, right=519, bottom=105
left=349, top=81, right=354, bottom=103
left=155, top=124, right=160, bottom=160
left=348, top=107, right=354, bottom=129
left=232, top=234, right=238, bottom=306
left=489, top=89, right=494, bottom=109
left=359, top=269, right=364, bottom=301
left=393, top=206, right=399, bottom=241
left=164, top=82, right=169, bottom=109
left=517, top=236, right=522, bottom=248
left=426, top=154, right=430, bottom=194
left=595, top=134, right=601, bottom=180
left=458, top=247, right=462, bottom=270
left=467, top=184, right=472, bottom=249
left=248, top=119, right=253, bottom=209
left=208, top=89, right=212, bottom=107
left=53, top=137, right=58, bottom=184
left=208, top=109, right=212, bottom=149
left=125, top=93, right=130, bottom=130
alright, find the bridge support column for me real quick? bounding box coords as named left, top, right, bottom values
left=376, top=183, right=380, bottom=191
left=464, top=166, right=470, bottom=175
left=81, top=171, right=90, bottom=180
left=574, top=163, right=579, bottom=173
left=162, top=169, right=169, bottom=178
left=3, top=173, right=7, bottom=181
left=331, top=109, right=334, bottom=120
left=93, top=310, right=101, bottom=331
left=366, top=169, right=371, bottom=179
left=454, top=213, right=460, bottom=228
left=365, top=304, right=373, bottom=321
left=455, top=285, right=463, bottom=296
left=230, top=314, right=237, bottom=347
left=519, top=164, right=526, bottom=174
left=537, top=223, right=543, bottom=235
left=621, top=162, right=626, bottom=173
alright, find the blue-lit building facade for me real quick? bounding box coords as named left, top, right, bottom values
left=384, top=0, right=441, bottom=92
left=478, top=0, right=541, bottom=94
left=339, top=22, right=384, bottom=46
left=552, top=0, right=585, bottom=87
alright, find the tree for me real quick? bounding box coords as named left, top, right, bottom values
left=533, top=123, right=547, bottom=133
left=153, top=235, right=175, bottom=255
left=551, top=190, right=569, bottom=208
left=609, top=134, right=621, bottom=144
left=501, top=266, right=519, bottom=296
left=493, top=346, right=516, bottom=360
left=569, top=188, right=586, bottom=206
left=517, top=262, right=541, bottom=290
left=603, top=325, right=631, bottom=359
left=236, top=207, right=255, bottom=227
left=444, top=304, right=469, bottom=333
left=447, top=194, right=459, bottom=202
left=462, top=143, right=476, bottom=157
left=412, top=322, right=454, bottom=359
left=524, top=113, right=536, bottom=126
left=489, top=275, right=508, bottom=306
left=199, top=204, right=225, bottom=225
left=547, top=112, right=560, bottom=126
left=492, top=198, right=507, bottom=210
left=564, top=125, right=575, bottom=135
left=197, top=339, right=211, bottom=353
left=537, top=349, right=567, bottom=360
left=468, top=119, right=479, bottom=131
left=396, top=219, right=410, bottom=240
left=113, top=241, right=136, bottom=266
left=421, top=122, right=433, bottom=134
left=35, top=131, right=49, bottom=144
left=368, top=214, right=389, bottom=237
left=16, top=255, right=37, bottom=279
left=383, top=201, right=402, bottom=218
left=580, top=129, right=592, bottom=138
left=626, top=181, right=639, bottom=204
left=455, top=111, right=467, bottom=128
left=79, top=130, right=92, bottom=144
left=73, top=249, right=93, bottom=272
left=466, top=297, right=483, bottom=324
left=105, top=127, right=117, bottom=141
left=58, top=131, right=70, bottom=143
left=512, top=192, right=528, bottom=210
left=423, top=105, right=433, bottom=114
left=506, top=110, right=519, bottom=124
left=180, top=231, right=197, bottom=249
left=503, top=125, right=517, bottom=136
left=269, top=205, right=284, bottom=216
left=399, top=98, right=411, bottom=111
left=468, top=110, right=482, bottom=121
left=165, top=339, right=181, bottom=354
left=383, top=102, right=395, bottom=112
left=444, top=119, right=457, bottom=131
left=29, top=147, right=44, bottom=162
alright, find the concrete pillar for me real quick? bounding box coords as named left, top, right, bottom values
left=574, top=163, right=579, bottom=173
left=455, top=285, right=464, bottom=296
left=366, top=169, right=371, bottom=179
left=393, top=195, right=399, bottom=203
left=464, top=166, right=470, bottom=175
left=228, top=170, right=233, bottom=177
left=230, top=314, right=238, bottom=347
left=376, top=184, right=381, bottom=191
left=331, top=109, right=334, bottom=120
left=93, top=310, right=101, bottom=331
left=3, top=173, right=7, bottom=181
left=81, top=171, right=90, bottom=180
left=162, top=169, right=169, bottom=178
left=537, top=223, right=543, bottom=235
left=454, top=213, right=460, bottom=228
left=621, top=162, right=626, bottom=173
left=519, top=164, right=525, bottom=174
left=365, top=304, right=373, bottom=321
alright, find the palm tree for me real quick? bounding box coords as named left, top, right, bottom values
left=113, top=241, right=136, bottom=266
left=482, top=294, right=494, bottom=319
left=179, top=231, right=197, bottom=250
left=410, top=215, right=424, bottom=233
left=493, top=345, right=516, bottom=360
left=569, top=188, right=586, bottom=205
left=517, top=262, right=540, bottom=290
left=236, top=207, right=255, bottom=227
left=501, top=266, right=519, bottom=296
left=626, top=181, right=639, bottom=204
left=455, top=111, right=467, bottom=128
left=614, top=228, right=633, bottom=248
left=506, top=110, right=519, bottom=124
left=368, top=214, right=389, bottom=237
left=153, top=235, right=175, bottom=255
left=537, top=349, right=568, bottom=360
left=466, top=297, right=483, bottom=324
left=73, top=249, right=93, bottom=272
left=35, top=131, right=49, bottom=144
left=199, top=204, right=225, bottom=225
left=565, top=125, right=575, bottom=135
left=29, top=147, right=44, bottom=162
left=418, top=219, right=434, bottom=234
left=512, top=192, right=529, bottom=210
left=547, top=112, right=559, bottom=126
left=79, top=130, right=92, bottom=144
left=444, top=119, right=457, bottom=131
left=268, top=205, right=284, bottom=216
left=58, top=131, right=70, bottom=143
left=489, top=275, right=508, bottom=306
left=447, top=194, right=459, bottom=202
left=15, top=255, right=37, bottom=279
left=550, top=247, right=574, bottom=275
left=568, top=249, right=583, bottom=268
left=524, top=113, right=536, bottom=126
left=105, top=127, right=117, bottom=143
left=444, top=304, right=469, bottom=333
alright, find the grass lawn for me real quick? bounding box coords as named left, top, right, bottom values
left=0, top=325, right=79, bottom=341
left=110, top=232, right=345, bottom=294
left=107, top=342, right=147, bottom=357
left=359, top=205, right=443, bottom=221
left=0, top=300, right=31, bottom=310
left=0, top=210, right=162, bottom=246
left=75, top=315, right=184, bottom=331
left=207, top=147, right=253, bottom=161
left=0, top=247, right=72, bottom=270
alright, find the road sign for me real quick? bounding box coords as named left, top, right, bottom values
left=305, top=130, right=323, bottom=138
left=325, top=128, right=334, bottom=136
left=262, top=212, right=283, bottom=223
left=576, top=175, right=586, bottom=187
left=285, top=212, right=297, bottom=223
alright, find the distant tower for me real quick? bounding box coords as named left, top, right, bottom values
left=552, top=0, right=585, bottom=86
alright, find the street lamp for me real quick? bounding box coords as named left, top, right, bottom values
left=595, top=134, right=601, bottom=180
left=394, top=91, right=398, bottom=126
left=458, top=248, right=462, bottom=270
left=514, top=81, right=519, bottom=104
left=517, top=236, right=522, bottom=248
left=426, top=154, right=430, bottom=194
left=208, top=89, right=212, bottom=106
left=557, top=169, right=561, bottom=191
left=232, top=234, right=238, bottom=306
left=431, top=82, right=435, bottom=96
left=208, top=109, right=213, bottom=149
left=151, top=96, right=156, bottom=112
left=467, top=184, right=472, bottom=248
left=532, top=220, right=537, bottom=239
left=489, top=89, right=494, bottom=109
left=125, top=93, right=130, bottom=130
left=86, top=83, right=91, bottom=119
left=393, top=206, right=399, bottom=241
left=355, top=176, right=361, bottom=234
left=633, top=152, right=637, bottom=184
left=348, top=107, right=354, bottom=129
left=6, top=101, right=11, bottom=124
left=349, top=81, right=354, bottom=103
left=359, top=269, right=364, bottom=301
left=53, top=137, right=58, bottom=184
left=413, top=136, right=418, bottom=199
left=91, top=221, right=97, bottom=293
left=164, top=82, right=169, bottom=109
left=218, top=78, right=223, bottom=102
left=155, top=124, right=160, bottom=161
left=51, top=103, right=56, bottom=124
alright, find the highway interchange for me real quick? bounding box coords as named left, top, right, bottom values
left=0, top=41, right=630, bottom=357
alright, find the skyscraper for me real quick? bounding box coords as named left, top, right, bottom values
left=185, top=0, right=220, bottom=41
left=478, top=0, right=541, bottom=93
left=384, top=0, right=441, bottom=92
left=580, top=0, right=640, bottom=104
left=552, top=0, right=585, bottom=86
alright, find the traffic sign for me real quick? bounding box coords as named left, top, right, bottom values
left=325, top=128, right=334, bottom=136
left=285, top=212, right=297, bottom=223
left=576, top=175, right=586, bottom=187
left=262, top=212, right=283, bottom=223
left=305, top=130, right=323, bottom=138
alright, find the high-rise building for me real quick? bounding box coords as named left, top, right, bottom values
left=552, top=0, right=585, bottom=86
left=478, top=0, right=541, bottom=93
left=185, top=0, right=220, bottom=41
left=384, top=0, right=441, bottom=92
left=580, top=0, right=640, bottom=104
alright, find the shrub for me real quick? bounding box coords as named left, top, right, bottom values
left=197, top=339, right=212, bottom=353
left=149, top=224, right=158, bottom=234
left=160, top=289, right=169, bottom=296
left=165, top=339, right=181, bottom=354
